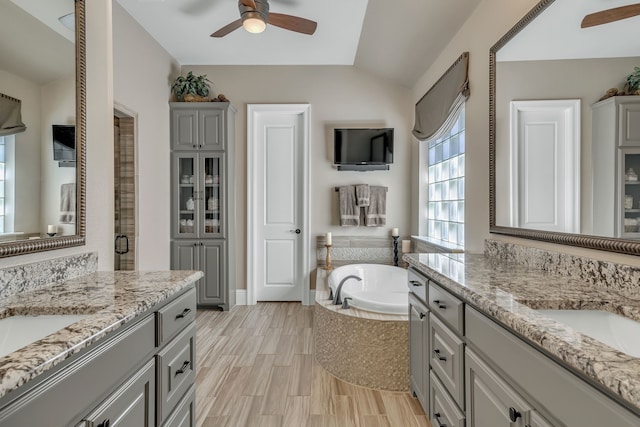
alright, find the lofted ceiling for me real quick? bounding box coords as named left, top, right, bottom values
left=116, top=0, right=483, bottom=88
left=498, top=0, right=640, bottom=62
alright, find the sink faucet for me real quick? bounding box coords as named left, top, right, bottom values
left=333, top=275, right=362, bottom=305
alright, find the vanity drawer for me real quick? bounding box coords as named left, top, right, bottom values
left=430, top=313, right=465, bottom=408
left=162, top=385, right=195, bottom=427
left=408, top=268, right=428, bottom=303
left=429, top=281, right=464, bottom=335
left=157, top=323, right=196, bottom=424
left=157, top=287, right=196, bottom=346
left=429, top=370, right=465, bottom=427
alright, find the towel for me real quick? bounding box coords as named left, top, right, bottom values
left=60, top=183, right=76, bottom=224
left=364, top=186, right=387, bottom=226
left=339, top=185, right=360, bottom=226
left=355, top=184, right=370, bottom=207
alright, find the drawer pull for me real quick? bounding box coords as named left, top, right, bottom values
left=433, top=412, right=447, bottom=427
left=433, top=300, right=447, bottom=309
left=410, top=280, right=423, bottom=287
left=175, top=360, right=192, bottom=376
left=175, top=308, right=192, bottom=320
left=419, top=312, right=426, bottom=319
left=433, top=349, right=447, bottom=362
left=98, top=419, right=110, bottom=427
left=509, top=407, right=522, bottom=422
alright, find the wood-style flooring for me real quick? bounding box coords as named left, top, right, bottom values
left=195, top=302, right=431, bottom=427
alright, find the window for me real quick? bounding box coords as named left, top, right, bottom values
left=420, top=107, right=465, bottom=248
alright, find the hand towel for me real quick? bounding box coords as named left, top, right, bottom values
left=60, top=183, right=76, bottom=224
left=339, top=185, right=359, bottom=226
left=355, top=184, right=370, bottom=207
left=364, top=186, right=387, bottom=226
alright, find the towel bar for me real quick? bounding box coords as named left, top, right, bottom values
left=334, top=186, right=388, bottom=192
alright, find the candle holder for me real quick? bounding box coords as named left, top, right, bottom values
left=323, top=244, right=333, bottom=270
left=392, top=236, right=399, bottom=266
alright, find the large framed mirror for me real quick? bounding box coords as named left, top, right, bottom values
left=0, top=0, right=85, bottom=257
left=490, top=0, right=640, bottom=255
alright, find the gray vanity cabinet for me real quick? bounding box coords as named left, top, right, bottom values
left=83, top=359, right=155, bottom=427
left=409, top=292, right=429, bottom=413
left=465, top=348, right=533, bottom=427
left=170, top=102, right=236, bottom=311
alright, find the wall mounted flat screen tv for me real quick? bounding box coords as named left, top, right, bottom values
left=334, top=128, right=394, bottom=165
left=52, top=125, right=75, bottom=161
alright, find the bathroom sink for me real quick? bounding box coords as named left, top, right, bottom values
left=537, top=310, right=640, bottom=358
left=0, top=314, right=89, bottom=358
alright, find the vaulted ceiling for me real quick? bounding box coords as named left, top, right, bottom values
left=116, top=0, right=483, bottom=88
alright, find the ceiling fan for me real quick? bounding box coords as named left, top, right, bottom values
left=211, top=0, right=317, bottom=37
left=581, top=3, right=640, bottom=28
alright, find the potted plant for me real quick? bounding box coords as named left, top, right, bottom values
left=172, top=71, right=212, bottom=101
left=626, top=66, right=640, bottom=94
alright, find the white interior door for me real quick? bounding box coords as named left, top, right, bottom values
left=248, top=105, right=310, bottom=303
left=509, top=100, right=580, bottom=233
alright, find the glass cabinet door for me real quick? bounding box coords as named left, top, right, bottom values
left=621, top=148, right=640, bottom=239
left=201, top=154, right=224, bottom=238
left=175, top=154, right=199, bottom=238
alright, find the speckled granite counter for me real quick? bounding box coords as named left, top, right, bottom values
left=404, top=252, right=640, bottom=412
left=0, top=270, right=202, bottom=400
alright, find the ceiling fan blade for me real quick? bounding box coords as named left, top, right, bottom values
left=239, top=0, right=257, bottom=8
left=268, top=13, right=317, bottom=35
left=211, top=19, right=243, bottom=38
left=581, top=3, right=640, bottom=28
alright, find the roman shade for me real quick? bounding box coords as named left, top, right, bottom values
left=412, top=52, right=469, bottom=141
left=0, top=92, right=26, bottom=137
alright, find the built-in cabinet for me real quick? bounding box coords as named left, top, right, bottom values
left=408, top=267, right=640, bottom=427
left=0, top=286, right=197, bottom=427
left=409, top=291, right=429, bottom=412
left=170, top=103, right=236, bottom=310
left=592, top=97, right=640, bottom=238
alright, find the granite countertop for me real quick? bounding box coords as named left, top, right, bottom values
left=0, top=270, right=203, bottom=400
left=404, top=252, right=640, bottom=411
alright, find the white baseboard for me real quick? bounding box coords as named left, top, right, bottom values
left=236, top=290, right=247, bottom=305
left=306, top=290, right=316, bottom=306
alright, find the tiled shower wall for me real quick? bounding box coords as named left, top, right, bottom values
left=114, top=117, right=135, bottom=271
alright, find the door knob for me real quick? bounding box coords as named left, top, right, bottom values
left=289, top=229, right=301, bottom=234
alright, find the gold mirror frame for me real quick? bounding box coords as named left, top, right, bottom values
left=489, top=0, right=640, bottom=256
left=0, top=0, right=86, bottom=258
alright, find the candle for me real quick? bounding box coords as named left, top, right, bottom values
left=47, top=225, right=56, bottom=234
left=402, top=240, right=411, bottom=253
left=325, top=232, right=332, bottom=246
left=391, top=228, right=399, bottom=237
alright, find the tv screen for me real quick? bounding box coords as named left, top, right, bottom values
left=334, top=128, right=394, bottom=165
left=52, top=125, right=75, bottom=161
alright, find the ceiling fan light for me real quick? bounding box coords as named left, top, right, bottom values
left=243, top=17, right=266, bottom=34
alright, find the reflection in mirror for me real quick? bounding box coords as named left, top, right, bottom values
left=491, top=0, right=640, bottom=254
left=0, top=0, right=85, bottom=256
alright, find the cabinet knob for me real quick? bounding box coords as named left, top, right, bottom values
left=410, top=280, right=422, bottom=287
left=175, top=360, right=192, bottom=376
left=419, top=312, right=426, bottom=319
left=509, top=407, right=522, bottom=422
left=433, top=412, right=447, bottom=427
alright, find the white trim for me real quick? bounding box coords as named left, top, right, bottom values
left=235, top=289, right=248, bottom=305
left=305, top=290, right=316, bottom=306
left=247, top=104, right=311, bottom=305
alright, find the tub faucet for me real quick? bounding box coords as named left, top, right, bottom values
left=333, top=275, right=362, bottom=305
